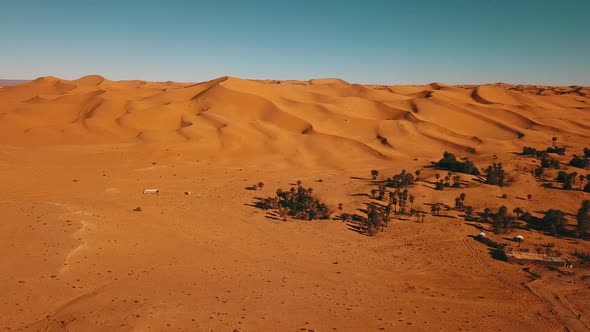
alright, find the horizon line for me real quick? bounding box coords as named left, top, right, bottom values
left=1, top=75, right=588, bottom=88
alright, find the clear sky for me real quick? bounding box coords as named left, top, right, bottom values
left=1, top=0, right=589, bottom=85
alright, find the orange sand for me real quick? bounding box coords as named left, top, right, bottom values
left=0, top=76, right=589, bottom=331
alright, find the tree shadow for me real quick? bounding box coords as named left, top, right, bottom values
left=472, top=178, right=486, bottom=184
left=466, top=222, right=486, bottom=231
left=436, top=214, right=459, bottom=219
left=522, top=267, right=540, bottom=281
left=346, top=221, right=368, bottom=236
left=468, top=235, right=507, bottom=262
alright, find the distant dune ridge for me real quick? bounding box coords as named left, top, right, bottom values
left=2, top=75, right=590, bottom=332
left=0, top=75, right=588, bottom=160
left=0, top=79, right=30, bottom=87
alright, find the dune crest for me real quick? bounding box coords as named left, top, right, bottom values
left=0, top=75, right=588, bottom=162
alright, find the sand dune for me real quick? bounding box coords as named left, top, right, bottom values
left=1, top=76, right=590, bottom=331
left=1, top=76, right=588, bottom=161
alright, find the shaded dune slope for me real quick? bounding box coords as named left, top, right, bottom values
left=0, top=76, right=588, bottom=161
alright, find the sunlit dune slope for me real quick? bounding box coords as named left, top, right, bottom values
left=0, top=76, right=588, bottom=160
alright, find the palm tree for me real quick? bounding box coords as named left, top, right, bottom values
left=527, top=194, right=532, bottom=200
left=371, top=170, right=379, bottom=180
left=455, top=197, right=463, bottom=210
left=543, top=209, right=566, bottom=235
left=415, top=170, right=421, bottom=180
left=435, top=173, right=440, bottom=181
left=482, top=208, right=491, bottom=222
left=296, top=180, right=302, bottom=186
left=378, top=185, right=386, bottom=200
left=576, top=200, right=589, bottom=237
left=459, top=193, right=466, bottom=203
left=465, top=206, right=474, bottom=220
left=431, top=204, right=441, bottom=216
left=452, top=175, right=461, bottom=187
left=257, top=182, right=264, bottom=190
left=552, top=136, right=558, bottom=146
left=409, top=195, right=415, bottom=211
left=513, top=207, right=523, bottom=219
left=579, top=174, right=585, bottom=190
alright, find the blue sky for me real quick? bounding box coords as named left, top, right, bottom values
left=1, top=1, right=588, bottom=84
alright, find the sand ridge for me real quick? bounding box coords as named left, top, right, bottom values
left=0, top=76, right=589, bottom=331
left=0, top=76, right=588, bottom=162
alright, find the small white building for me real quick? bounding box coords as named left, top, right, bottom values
left=143, top=188, right=160, bottom=195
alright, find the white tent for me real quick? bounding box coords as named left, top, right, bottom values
left=477, top=232, right=486, bottom=237
left=514, top=235, right=524, bottom=241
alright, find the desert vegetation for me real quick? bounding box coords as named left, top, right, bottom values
left=484, top=163, right=506, bottom=187
left=435, top=151, right=480, bottom=175
left=255, top=182, right=330, bottom=220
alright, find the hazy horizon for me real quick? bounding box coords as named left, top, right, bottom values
left=1, top=1, right=589, bottom=85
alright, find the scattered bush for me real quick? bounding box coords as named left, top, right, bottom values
left=533, top=166, right=544, bottom=178
left=485, top=163, right=506, bottom=187
left=430, top=204, right=442, bottom=216
left=543, top=209, right=567, bottom=235
left=385, top=170, right=415, bottom=188
left=454, top=193, right=467, bottom=210
left=365, top=204, right=387, bottom=236
left=388, top=188, right=415, bottom=215
left=522, top=146, right=543, bottom=157
left=556, top=171, right=578, bottom=190
left=371, top=169, right=379, bottom=180
left=435, top=152, right=480, bottom=175
left=491, top=206, right=515, bottom=234
left=569, top=155, right=589, bottom=169
left=541, top=155, right=560, bottom=169
left=577, top=200, right=589, bottom=237
left=513, top=207, right=523, bottom=219
left=255, top=183, right=330, bottom=220
left=546, top=146, right=566, bottom=155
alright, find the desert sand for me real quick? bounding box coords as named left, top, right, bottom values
left=0, top=76, right=589, bottom=331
